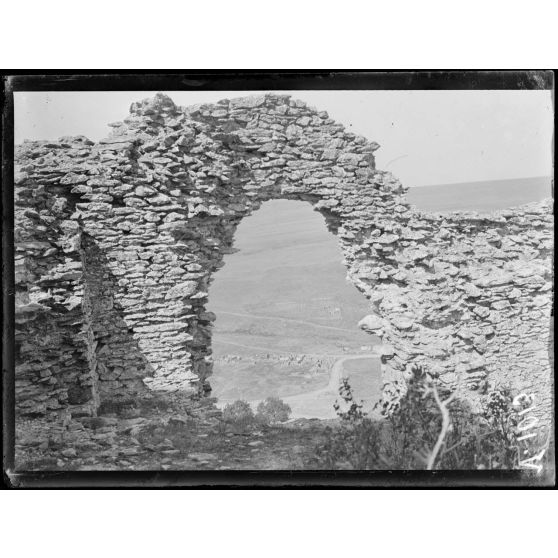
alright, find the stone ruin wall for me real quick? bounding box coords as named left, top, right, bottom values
left=14, top=93, right=554, bottom=422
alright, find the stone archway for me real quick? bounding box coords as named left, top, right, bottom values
left=15, top=93, right=553, bottom=422
left=206, top=197, right=384, bottom=415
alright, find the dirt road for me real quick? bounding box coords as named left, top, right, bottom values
left=216, top=310, right=358, bottom=334
left=282, top=354, right=379, bottom=419
left=217, top=353, right=380, bottom=420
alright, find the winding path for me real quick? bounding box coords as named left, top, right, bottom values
left=213, top=338, right=351, bottom=358
left=212, top=310, right=381, bottom=418
left=216, top=310, right=358, bottom=334
left=216, top=353, right=380, bottom=420
left=282, top=354, right=379, bottom=419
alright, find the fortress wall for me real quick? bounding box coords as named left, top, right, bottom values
left=14, top=93, right=553, bottom=421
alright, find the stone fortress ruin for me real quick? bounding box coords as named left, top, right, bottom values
left=14, top=93, right=554, bottom=423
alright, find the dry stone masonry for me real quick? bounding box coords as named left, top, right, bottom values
left=14, top=93, right=554, bottom=422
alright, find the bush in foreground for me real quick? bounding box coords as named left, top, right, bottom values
left=256, top=397, right=292, bottom=425
left=313, top=366, right=552, bottom=471
left=222, top=400, right=255, bottom=430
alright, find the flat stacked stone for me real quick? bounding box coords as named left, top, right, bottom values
left=14, top=93, right=554, bottom=424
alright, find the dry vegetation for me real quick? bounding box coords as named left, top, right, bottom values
left=308, top=366, right=553, bottom=473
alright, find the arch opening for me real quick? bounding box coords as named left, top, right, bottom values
left=206, top=199, right=383, bottom=419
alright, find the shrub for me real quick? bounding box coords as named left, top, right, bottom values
left=256, top=397, right=292, bottom=425
left=312, top=366, right=551, bottom=471
left=315, top=379, right=386, bottom=469
left=222, top=400, right=255, bottom=430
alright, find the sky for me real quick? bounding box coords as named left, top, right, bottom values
left=14, top=90, right=553, bottom=187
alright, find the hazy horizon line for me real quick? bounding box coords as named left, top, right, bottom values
left=409, top=175, right=552, bottom=189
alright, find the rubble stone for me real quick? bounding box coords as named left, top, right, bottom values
left=14, top=93, right=554, bottom=423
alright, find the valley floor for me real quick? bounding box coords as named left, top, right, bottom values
left=216, top=353, right=381, bottom=419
